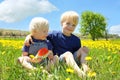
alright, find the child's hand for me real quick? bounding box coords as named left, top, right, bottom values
left=35, top=57, right=42, bottom=63
left=47, top=51, right=54, bottom=60
left=30, top=57, right=42, bottom=63
left=24, top=34, right=33, bottom=46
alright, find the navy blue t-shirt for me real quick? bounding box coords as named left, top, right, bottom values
left=47, top=31, right=81, bottom=56
left=22, top=37, right=53, bottom=56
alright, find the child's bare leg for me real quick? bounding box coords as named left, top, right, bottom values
left=77, top=46, right=90, bottom=73
left=62, top=51, right=85, bottom=77
left=46, top=55, right=59, bottom=71
left=53, top=55, right=59, bottom=65
left=18, top=56, right=36, bottom=70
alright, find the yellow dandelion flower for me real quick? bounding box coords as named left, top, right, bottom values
left=88, top=71, right=96, bottom=77
left=66, top=68, right=74, bottom=73
left=66, top=78, right=70, bottom=80
left=107, top=56, right=111, bottom=60
left=109, top=61, right=113, bottom=64
left=29, top=55, right=35, bottom=59
left=111, top=71, right=116, bottom=75
left=85, top=56, right=92, bottom=61
left=113, top=51, right=117, bottom=54
left=2, top=51, right=5, bottom=55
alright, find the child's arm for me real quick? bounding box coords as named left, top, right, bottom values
left=22, top=52, right=29, bottom=56
left=24, top=34, right=33, bottom=46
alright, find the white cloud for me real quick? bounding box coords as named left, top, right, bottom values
left=109, top=25, right=120, bottom=36
left=0, top=0, right=58, bottom=23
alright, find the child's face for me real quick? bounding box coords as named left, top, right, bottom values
left=62, top=19, right=76, bottom=36
left=32, top=28, right=48, bottom=40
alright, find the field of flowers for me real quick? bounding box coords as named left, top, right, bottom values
left=0, top=38, right=120, bottom=80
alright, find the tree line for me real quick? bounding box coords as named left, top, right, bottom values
left=0, top=29, right=29, bottom=38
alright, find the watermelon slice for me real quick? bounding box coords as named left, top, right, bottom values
left=36, top=48, right=49, bottom=58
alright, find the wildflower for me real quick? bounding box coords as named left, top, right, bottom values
left=88, top=71, right=96, bottom=77
left=111, top=71, right=116, bottom=75
left=109, top=61, right=113, bottom=64
left=85, top=56, right=92, bottom=61
left=113, top=51, right=117, bottom=54
left=66, top=68, right=74, bottom=73
left=66, top=78, right=70, bottom=80
left=42, top=69, right=49, bottom=74
left=107, top=56, right=111, bottom=60
left=40, top=66, right=44, bottom=69
left=48, top=74, right=53, bottom=78
left=2, top=51, right=5, bottom=55
left=29, top=55, right=35, bottom=59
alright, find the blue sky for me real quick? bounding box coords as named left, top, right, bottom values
left=0, top=0, right=120, bottom=36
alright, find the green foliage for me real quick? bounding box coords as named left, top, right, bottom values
left=80, top=11, right=107, bottom=41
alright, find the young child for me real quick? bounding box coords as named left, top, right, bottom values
left=18, top=17, right=58, bottom=70
left=25, top=11, right=90, bottom=77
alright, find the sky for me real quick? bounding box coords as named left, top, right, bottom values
left=0, top=0, right=120, bottom=36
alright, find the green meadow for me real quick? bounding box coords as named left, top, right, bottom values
left=0, top=38, right=120, bottom=80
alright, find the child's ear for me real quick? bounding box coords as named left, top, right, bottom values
left=31, top=30, right=37, bottom=35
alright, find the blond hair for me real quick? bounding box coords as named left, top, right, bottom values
left=60, top=11, right=79, bottom=26
left=29, top=17, right=49, bottom=33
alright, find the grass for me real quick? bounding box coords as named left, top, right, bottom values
left=0, top=38, right=120, bottom=80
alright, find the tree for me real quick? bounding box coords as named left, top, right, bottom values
left=0, top=30, right=3, bottom=36
left=80, top=11, right=107, bottom=41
